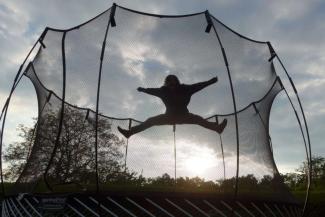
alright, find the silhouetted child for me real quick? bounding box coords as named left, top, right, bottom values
left=118, top=75, right=227, bottom=138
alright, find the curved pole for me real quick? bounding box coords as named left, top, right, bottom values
left=173, top=124, right=177, bottom=185
left=208, top=11, right=240, bottom=200
left=282, top=88, right=310, bottom=163
left=216, top=116, right=226, bottom=180
left=219, top=135, right=226, bottom=180
left=94, top=3, right=117, bottom=194
left=274, top=54, right=312, bottom=216
left=0, top=33, right=43, bottom=196
left=283, top=86, right=311, bottom=216
left=282, top=88, right=311, bottom=217
left=0, top=105, right=9, bottom=195
left=43, top=31, right=67, bottom=191
left=13, top=65, right=53, bottom=188
left=124, top=119, right=132, bottom=170
left=0, top=29, right=45, bottom=119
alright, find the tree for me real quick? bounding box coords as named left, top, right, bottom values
left=147, top=173, right=174, bottom=186
left=3, top=124, right=35, bottom=181
left=237, top=174, right=258, bottom=192
left=4, top=106, right=130, bottom=189
left=297, top=156, right=325, bottom=188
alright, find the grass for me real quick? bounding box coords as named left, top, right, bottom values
left=293, top=190, right=325, bottom=204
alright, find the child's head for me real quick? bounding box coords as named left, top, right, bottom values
left=164, top=74, right=180, bottom=87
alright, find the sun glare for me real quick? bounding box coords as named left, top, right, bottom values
left=177, top=140, right=218, bottom=178
left=185, top=155, right=215, bottom=175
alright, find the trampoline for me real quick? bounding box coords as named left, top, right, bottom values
left=0, top=3, right=312, bottom=216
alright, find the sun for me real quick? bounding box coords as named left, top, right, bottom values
left=177, top=140, right=217, bottom=177
left=185, top=155, right=215, bottom=175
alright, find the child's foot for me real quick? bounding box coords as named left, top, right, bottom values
left=118, top=126, right=131, bottom=139
left=217, top=119, right=227, bottom=134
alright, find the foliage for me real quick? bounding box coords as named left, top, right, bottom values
left=4, top=107, right=324, bottom=195
left=4, top=106, right=127, bottom=186
left=4, top=124, right=35, bottom=181
left=281, top=155, right=325, bottom=190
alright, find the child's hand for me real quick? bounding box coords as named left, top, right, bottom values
left=137, top=87, right=145, bottom=92
left=211, top=76, right=218, bottom=82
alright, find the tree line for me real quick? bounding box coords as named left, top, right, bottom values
left=3, top=105, right=315, bottom=193
left=282, top=156, right=325, bottom=191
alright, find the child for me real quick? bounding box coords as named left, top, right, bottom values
left=118, top=75, right=227, bottom=138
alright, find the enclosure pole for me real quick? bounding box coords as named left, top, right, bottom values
left=124, top=119, right=132, bottom=170
left=272, top=48, right=312, bottom=216
left=0, top=105, right=9, bottom=195
left=13, top=65, right=55, bottom=189
left=94, top=3, right=117, bottom=194
left=0, top=29, right=44, bottom=121
left=275, top=55, right=312, bottom=162
left=173, top=125, right=177, bottom=184
left=268, top=44, right=310, bottom=164
left=267, top=42, right=311, bottom=216
left=43, top=31, right=67, bottom=191
left=0, top=33, right=43, bottom=196
left=283, top=87, right=311, bottom=216
left=281, top=88, right=309, bottom=164
left=216, top=116, right=226, bottom=180
left=207, top=11, right=240, bottom=201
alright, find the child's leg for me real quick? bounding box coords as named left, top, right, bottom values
left=118, top=114, right=170, bottom=138
left=130, top=114, right=170, bottom=135
left=185, top=113, right=227, bottom=134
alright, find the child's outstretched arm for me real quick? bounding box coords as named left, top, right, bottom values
left=137, top=87, right=162, bottom=97
left=189, top=76, right=218, bottom=94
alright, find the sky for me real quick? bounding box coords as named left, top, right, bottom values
left=0, top=0, right=324, bottom=180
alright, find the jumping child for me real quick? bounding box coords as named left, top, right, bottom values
left=118, top=75, right=227, bottom=138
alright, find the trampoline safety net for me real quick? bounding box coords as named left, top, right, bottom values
left=4, top=5, right=298, bottom=204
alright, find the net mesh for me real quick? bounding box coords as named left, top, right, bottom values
left=8, top=6, right=295, bottom=202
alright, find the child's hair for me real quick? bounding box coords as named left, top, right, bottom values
left=164, top=74, right=180, bottom=87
